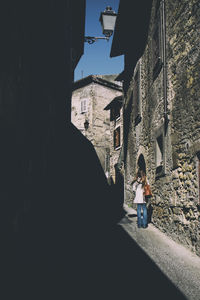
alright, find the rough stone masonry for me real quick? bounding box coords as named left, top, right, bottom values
left=124, top=0, right=200, bottom=256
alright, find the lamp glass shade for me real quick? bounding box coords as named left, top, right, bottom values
left=99, top=8, right=117, bottom=37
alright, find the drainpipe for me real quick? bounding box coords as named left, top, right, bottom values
left=122, top=90, right=126, bottom=208
left=162, top=0, right=169, bottom=134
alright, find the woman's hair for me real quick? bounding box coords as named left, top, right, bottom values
left=133, top=169, right=147, bottom=186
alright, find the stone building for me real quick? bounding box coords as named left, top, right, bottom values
left=111, top=0, right=200, bottom=255
left=103, top=95, right=124, bottom=207
left=104, top=95, right=124, bottom=183
left=71, top=75, right=122, bottom=177
left=1, top=2, right=127, bottom=296
left=0, top=0, right=85, bottom=234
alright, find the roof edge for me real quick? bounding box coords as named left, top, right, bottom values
left=73, top=75, right=122, bottom=91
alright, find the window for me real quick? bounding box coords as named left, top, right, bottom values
left=155, top=126, right=165, bottom=177
left=152, top=1, right=163, bottom=80
left=80, top=99, right=87, bottom=113
left=156, top=134, right=163, bottom=171
left=114, top=127, right=120, bottom=149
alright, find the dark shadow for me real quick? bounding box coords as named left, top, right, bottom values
left=95, top=224, right=187, bottom=300
left=3, top=125, right=186, bottom=300
left=147, top=203, right=153, bottom=224
left=2, top=123, right=124, bottom=297
left=138, top=153, right=146, bottom=173
left=128, top=213, right=137, bottom=218
left=2, top=124, right=187, bottom=300
left=111, top=164, right=125, bottom=220
left=108, top=175, right=114, bottom=186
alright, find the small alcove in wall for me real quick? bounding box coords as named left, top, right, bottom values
left=137, top=154, right=146, bottom=174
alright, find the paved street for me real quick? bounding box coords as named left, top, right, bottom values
left=118, top=205, right=200, bottom=300
left=3, top=202, right=200, bottom=300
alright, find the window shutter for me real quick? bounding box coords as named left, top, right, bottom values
left=81, top=99, right=87, bottom=113
left=114, top=127, right=120, bottom=149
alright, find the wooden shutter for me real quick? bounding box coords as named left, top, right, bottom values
left=114, top=127, right=120, bottom=149
left=81, top=99, right=87, bottom=113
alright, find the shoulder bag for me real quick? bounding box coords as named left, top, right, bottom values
left=144, top=183, right=152, bottom=197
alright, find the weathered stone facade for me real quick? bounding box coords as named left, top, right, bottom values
left=114, top=0, right=200, bottom=255
left=72, top=75, right=122, bottom=175
left=104, top=96, right=124, bottom=184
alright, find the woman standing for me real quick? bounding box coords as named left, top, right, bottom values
left=132, top=169, right=148, bottom=228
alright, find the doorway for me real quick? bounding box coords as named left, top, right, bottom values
left=137, top=154, right=146, bottom=174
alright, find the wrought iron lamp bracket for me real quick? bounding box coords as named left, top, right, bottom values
left=84, top=36, right=109, bottom=44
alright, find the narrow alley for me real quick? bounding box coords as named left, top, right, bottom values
left=1, top=1, right=200, bottom=299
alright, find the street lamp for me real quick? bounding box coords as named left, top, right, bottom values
left=84, top=119, right=89, bottom=130
left=84, top=6, right=117, bottom=44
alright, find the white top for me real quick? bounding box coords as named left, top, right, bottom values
left=132, top=180, right=145, bottom=204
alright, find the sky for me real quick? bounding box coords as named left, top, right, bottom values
left=74, top=0, right=124, bottom=81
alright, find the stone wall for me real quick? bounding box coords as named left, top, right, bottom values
left=0, top=0, right=84, bottom=234
left=124, top=0, right=200, bottom=255
left=72, top=79, right=122, bottom=173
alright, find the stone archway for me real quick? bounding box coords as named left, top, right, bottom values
left=137, top=154, right=146, bottom=174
